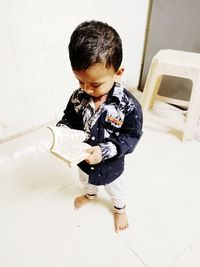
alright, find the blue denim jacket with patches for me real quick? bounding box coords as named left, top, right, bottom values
left=57, top=82, right=143, bottom=185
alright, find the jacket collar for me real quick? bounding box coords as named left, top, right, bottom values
left=109, top=82, right=124, bottom=103
left=79, top=82, right=124, bottom=104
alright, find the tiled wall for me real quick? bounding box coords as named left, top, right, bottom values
left=0, top=0, right=149, bottom=141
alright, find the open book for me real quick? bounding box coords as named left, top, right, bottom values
left=48, top=126, right=91, bottom=168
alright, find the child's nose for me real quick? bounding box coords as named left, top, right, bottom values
left=84, top=83, right=94, bottom=93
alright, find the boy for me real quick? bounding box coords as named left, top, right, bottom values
left=57, top=20, right=143, bottom=232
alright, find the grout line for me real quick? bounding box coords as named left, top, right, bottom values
left=99, top=206, right=147, bottom=266
left=0, top=120, right=56, bottom=144
left=169, top=231, right=200, bottom=267
left=0, top=44, right=67, bottom=59
left=118, top=235, right=147, bottom=267
left=0, top=181, right=75, bottom=227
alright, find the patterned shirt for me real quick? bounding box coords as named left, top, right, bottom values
left=57, top=82, right=143, bottom=185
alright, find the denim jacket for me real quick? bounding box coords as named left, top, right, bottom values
left=57, top=82, right=143, bottom=185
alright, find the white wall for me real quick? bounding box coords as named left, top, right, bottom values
left=0, top=0, right=149, bottom=141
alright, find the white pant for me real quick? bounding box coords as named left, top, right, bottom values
left=79, top=168, right=126, bottom=213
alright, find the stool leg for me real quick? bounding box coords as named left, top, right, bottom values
left=141, top=59, right=163, bottom=111
left=183, top=75, right=200, bottom=141
left=149, top=74, right=163, bottom=109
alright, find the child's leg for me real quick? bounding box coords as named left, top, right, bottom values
left=104, top=174, right=129, bottom=232
left=74, top=168, right=98, bottom=209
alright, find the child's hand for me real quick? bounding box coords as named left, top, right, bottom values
left=85, top=146, right=102, bottom=165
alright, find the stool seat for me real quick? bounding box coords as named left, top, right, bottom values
left=154, top=49, right=200, bottom=68
left=141, top=49, right=200, bottom=141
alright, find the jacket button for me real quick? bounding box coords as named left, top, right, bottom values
left=91, top=136, right=95, bottom=140
left=91, top=167, right=94, bottom=170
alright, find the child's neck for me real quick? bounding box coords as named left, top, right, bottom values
left=93, top=94, right=108, bottom=111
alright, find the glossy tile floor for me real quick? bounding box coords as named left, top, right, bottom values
left=0, top=119, right=200, bottom=267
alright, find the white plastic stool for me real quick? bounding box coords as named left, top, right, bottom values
left=141, top=49, right=200, bottom=141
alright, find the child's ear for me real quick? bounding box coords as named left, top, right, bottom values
left=114, top=67, right=124, bottom=82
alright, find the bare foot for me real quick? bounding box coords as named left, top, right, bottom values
left=74, top=195, right=92, bottom=210
left=114, top=212, right=129, bottom=233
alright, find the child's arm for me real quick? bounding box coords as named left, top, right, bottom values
left=56, top=90, right=83, bottom=130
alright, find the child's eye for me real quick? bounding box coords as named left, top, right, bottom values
left=92, top=84, right=101, bottom=88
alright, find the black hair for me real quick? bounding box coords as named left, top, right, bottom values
left=68, top=20, right=122, bottom=72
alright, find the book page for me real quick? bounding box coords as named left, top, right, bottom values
left=47, top=126, right=91, bottom=168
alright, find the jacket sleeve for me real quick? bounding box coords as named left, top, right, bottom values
left=56, top=91, right=83, bottom=130
left=103, top=102, right=143, bottom=159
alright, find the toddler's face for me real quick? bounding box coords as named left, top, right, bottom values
left=73, top=64, right=122, bottom=97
